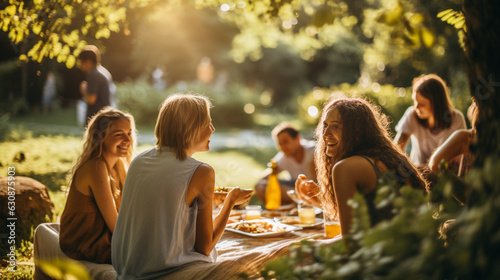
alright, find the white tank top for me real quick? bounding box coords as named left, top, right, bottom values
left=112, top=147, right=217, bottom=279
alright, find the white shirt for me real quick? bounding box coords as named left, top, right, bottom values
left=273, top=140, right=316, bottom=179
left=396, top=106, right=466, bottom=166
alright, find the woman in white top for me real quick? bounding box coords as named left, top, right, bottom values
left=395, top=74, right=466, bottom=166
left=112, top=94, right=252, bottom=279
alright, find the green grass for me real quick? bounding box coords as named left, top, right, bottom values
left=1, top=136, right=268, bottom=217
left=7, top=107, right=84, bottom=137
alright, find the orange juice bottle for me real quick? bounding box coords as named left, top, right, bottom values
left=265, top=160, right=281, bottom=210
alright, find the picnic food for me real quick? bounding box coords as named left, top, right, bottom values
left=213, top=186, right=235, bottom=206
left=278, top=216, right=301, bottom=225
left=230, top=221, right=286, bottom=234
left=215, top=186, right=232, bottom=193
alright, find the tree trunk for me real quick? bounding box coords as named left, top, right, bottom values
left=463, top=0, right=500, bottom=169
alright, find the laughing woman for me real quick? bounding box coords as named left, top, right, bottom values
left=59, top=107, right=136, bottom=263
left=296, top=97, right=427, bottom=236
left=112, top=94, right=252, bottom=279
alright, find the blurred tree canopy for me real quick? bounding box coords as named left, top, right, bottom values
left=0, top=0, right=470, bottom=118
left=1, top=0, right=463, bottom=78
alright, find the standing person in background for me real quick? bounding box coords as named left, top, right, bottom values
left=42, top=71, right=56, bottom=114
left=78, top=48, right=111, bottom=126
left=197, top=57, right=214, bottom=85
left=394, top=74, right=466, bottom=167
left=255, top=122, right=316, bottom=205
left=83, top=45, right=117, bottom=107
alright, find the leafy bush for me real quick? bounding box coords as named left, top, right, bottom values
left=260, top=157, right=500, bottom=279
left=116, top=79, right=260, bottom=128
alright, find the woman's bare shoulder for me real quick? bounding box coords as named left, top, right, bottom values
left=333, top=156, right=380, bottom=186
left=333, top=157, right=374, bottom=177
left=190, top=163, right=215, bottom=187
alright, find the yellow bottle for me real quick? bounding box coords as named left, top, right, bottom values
left=265, top=160, right=281, bottom=210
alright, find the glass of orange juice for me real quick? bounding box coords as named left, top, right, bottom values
left=245, top=205, right=261, bottom=220
left=324, top=216, right=341, bottom=238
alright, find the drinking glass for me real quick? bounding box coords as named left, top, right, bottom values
left=324, top=216, right=341, bottom=238
left=245, top=205, right=262, bottom=220
left=298, top=203, right=316, bottom=224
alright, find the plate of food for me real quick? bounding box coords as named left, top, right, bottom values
left=276, top=216, right=324, bottom=229
left=225, top=219, right=301, bottom=238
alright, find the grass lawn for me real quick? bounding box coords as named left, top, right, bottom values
left=1, top=136, right=268, bottom=217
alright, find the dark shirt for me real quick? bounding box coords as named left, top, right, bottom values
left=358, top=156, right=394, bottom=227
left=85, top=68, right=110, bottom=123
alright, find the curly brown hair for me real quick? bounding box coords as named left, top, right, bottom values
left=315, top=97, right=428, bottom=219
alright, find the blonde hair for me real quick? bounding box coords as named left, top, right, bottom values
left=70, top=107, right=136, bottom=208
left=155, top=93, right=212, bottom=160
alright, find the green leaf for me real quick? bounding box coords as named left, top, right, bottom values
left=421, top=27, right=435, bottom=48
left=454, top=19, right=465, bottom=30
left=436, top=9, right=453, bottom=18
left=39, top=258, right=91, bottom=280
left=85, top=14, right=93, bottom=22
left=5, top=5, right=17, bottom=16
left=15, top=29, right=24, bottom=44
left=53, top=42, right=62, bottom=56
left=66, top=55, right=76, bottom=68
left=2, top=18, right=10, bottom=32
left=95, top=28, right=111, bottom=39
left=33, top=23, right=42, bottom=35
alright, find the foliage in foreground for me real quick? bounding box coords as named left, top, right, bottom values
left=262, top=158, right=500, bottom=279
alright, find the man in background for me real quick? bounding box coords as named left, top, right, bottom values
left=78, top=48, right=111, bottom=125
left=255, top=122, right=316, bottom=205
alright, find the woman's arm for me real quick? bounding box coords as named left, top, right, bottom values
left=331, top=162, right=358, bottom=236
left=429, top=130, right=471, bottom=173
left=88, top=160, right=119, bottom=233
left=190, top=164, right=251, bottom=256
left=394, top=131, right=410, bottom=153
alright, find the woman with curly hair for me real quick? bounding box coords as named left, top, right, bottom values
left=59, top=107, right=136, bottom=263
left=296, top=97, right=427, bottom=236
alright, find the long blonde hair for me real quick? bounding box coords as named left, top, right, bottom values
left=155, top=93, right=212, bottom=160
left=70, top=107, right=136, bottom=207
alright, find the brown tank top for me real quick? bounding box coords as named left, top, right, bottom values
left=59, top=185, right=117, bottom=264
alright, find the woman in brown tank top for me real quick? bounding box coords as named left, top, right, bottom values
left=59, top=107, right=136, bottom=263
